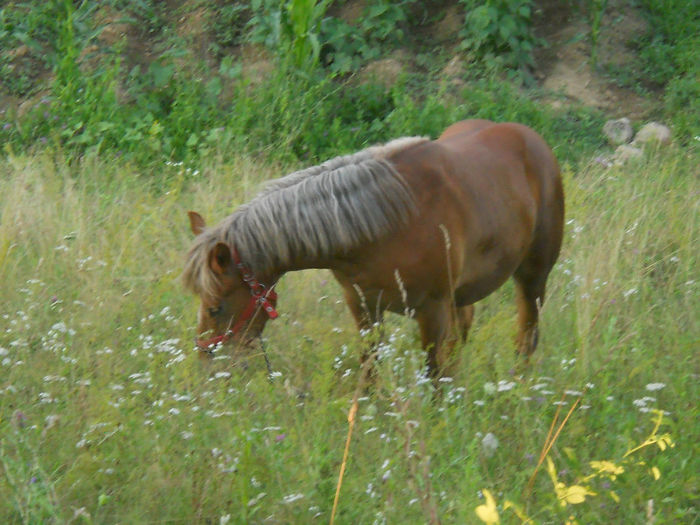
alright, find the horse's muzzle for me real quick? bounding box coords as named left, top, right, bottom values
left=195, top=331, right=232, bottom=350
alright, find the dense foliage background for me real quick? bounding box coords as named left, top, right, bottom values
left=1, top=0, right=697, bottom=166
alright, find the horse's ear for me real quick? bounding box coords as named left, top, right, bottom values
left=209, top=242, right=232, bottom=275
left=188, top=211, right=206, bottom=235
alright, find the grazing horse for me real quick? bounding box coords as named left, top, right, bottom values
left=183, top=120, right=564, bottom=379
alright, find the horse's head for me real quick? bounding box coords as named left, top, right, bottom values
left=185, top=211, right=278, bottom=356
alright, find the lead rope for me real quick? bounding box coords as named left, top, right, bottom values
left=237, top=278, right=280, bottom=382
left=260, top=339, right=274, bottom=381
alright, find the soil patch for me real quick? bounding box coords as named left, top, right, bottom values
left=533, top=0, right=653, bottom=118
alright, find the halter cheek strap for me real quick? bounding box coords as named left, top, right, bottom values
left=195, top=247, right=278, bottom=350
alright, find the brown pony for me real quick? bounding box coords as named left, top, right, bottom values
left=183, top=120, right=564, bottom=378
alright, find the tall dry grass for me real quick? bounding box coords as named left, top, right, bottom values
left=0, top=146, right=697, bottom=523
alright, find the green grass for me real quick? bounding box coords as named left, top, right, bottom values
left=0, top=144, right=697, bottom=523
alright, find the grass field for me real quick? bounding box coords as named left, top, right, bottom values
left=0, top=144, right=697, bottom=523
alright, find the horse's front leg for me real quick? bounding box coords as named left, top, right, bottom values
left=416, top=298, right=460, bottom=381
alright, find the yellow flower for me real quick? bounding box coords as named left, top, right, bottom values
left=656, top=434, right=674, bottom=451
left=547, top=458, right=596, bottom=506
left=475, top=489, right=500, bottom=524
left=557, top=484, right=596, bottom=506
left=590, top=460, right=625, bottom=479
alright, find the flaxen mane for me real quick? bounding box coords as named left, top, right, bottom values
left=183, top=137, right=427, bottom=298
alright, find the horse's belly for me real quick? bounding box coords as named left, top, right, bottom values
left=452, top=228, right=533, bottom=305
left=454, top=264, right=514, bottom=305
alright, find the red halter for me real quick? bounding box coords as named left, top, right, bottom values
left=196, top=247, right=278, bottom=350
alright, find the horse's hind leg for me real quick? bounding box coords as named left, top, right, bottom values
left=513, top=272, right=547, bottom=357
left=513, top=206, right=562, bottom=357
left=513, top=231, right=563, bottom=357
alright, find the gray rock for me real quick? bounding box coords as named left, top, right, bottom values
left=634, top=122, right=671, bottom=146
left=614, top=144, right=644, bottom=165
left=603, top=118, right=633, bottom=145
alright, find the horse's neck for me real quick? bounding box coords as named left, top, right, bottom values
left=274, top=253, right=335, bottom=274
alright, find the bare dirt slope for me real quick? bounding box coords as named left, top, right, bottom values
left=532, top=0, right=652, bottom=118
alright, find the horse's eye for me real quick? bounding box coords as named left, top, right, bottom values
left=208, top=306, right=222, bottom=317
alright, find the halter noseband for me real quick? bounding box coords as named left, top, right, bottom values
left=196, top=247, right=279, bottom=350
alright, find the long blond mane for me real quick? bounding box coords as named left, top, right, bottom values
left=183, top=137, right=427, bottom=298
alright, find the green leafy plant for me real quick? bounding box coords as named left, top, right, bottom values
left=284, top=0, right=333, bottom=69
left=588, top=0, right=608, bottom=68
left=210, top=2, right=250, bottom=51
left=249, top=0, right=331, bottom=70
left=459, top=0, right=540, bottom=79
left=0, top=2, right=64, bottom=96
left=321, top=0, right=416, bottom=74
left=637, top=0, right=699, bottom=138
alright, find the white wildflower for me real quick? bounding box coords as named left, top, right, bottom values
left=481, top=432, right=499, bottom=458
left=633, top=396, right=656, bottom=409
left=283, top=493, right=304, bottom=504
left=247, top=492, right=266, bottom=507
left=645, top=383, right=666, bottom=392
left=497, top=380, right=516, bottom=392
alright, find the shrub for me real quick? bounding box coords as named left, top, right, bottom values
left=458, top=0, right=540, bottom=81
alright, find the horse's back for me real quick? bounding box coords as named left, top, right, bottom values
left=437, top=119, right=496, bottom=140
left=436, top=121, right=563, bottom=224
left=437, top=121, right=558, bottom=178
